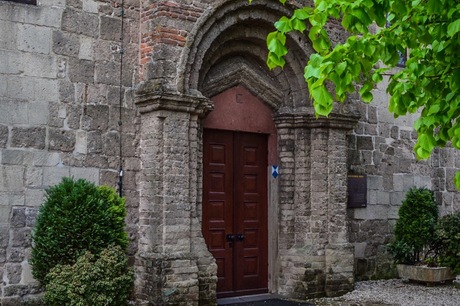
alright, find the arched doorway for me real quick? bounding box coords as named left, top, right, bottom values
left=201, top=86, right=276, bottom=297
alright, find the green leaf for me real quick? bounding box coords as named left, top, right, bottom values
left=292, top=18, right=307, bottom=32
left=304, top=65, right=321, bottom=79
left=311, top=86, right=334, bottom=116
left=335, top=61, right=347, bottom=76
left=267, top=32, right=287, bottom=57
left=293, top=7, right=312, bottom=20
left=275, top=16, right=292, bottom=33
left=447, top=19, right=460, bottom=37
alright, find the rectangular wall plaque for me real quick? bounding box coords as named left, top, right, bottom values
left=347, top=174, right=367, bottom=208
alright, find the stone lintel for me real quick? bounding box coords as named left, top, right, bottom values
left=274, top=112, right=359, bottom=131
left=135, top=89, right=213, bottom=117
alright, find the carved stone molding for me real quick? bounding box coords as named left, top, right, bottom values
left=135, top=89, right=213, bottom=117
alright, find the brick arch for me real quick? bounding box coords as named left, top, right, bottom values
left=176, top=0, right=312, bottom=109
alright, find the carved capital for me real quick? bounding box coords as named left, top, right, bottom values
left=135, top=88, right=213, bottom=117
left=274, top=111, right=359, bottom=131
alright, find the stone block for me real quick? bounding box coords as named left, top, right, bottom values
left=354, top=242, right=367, bottom=258
left=0, top=205, right=11, bottom=224
left=376, top=191, right=390, bottom=205
left=25, top=189, right=45, bottom=207
left=75, top=130, right=87, bottom=154
left=6, top=264, right=22, bottom=284
left=0, top=49, right=23, bottom=75
left=11, top=207, right=26, bottom=228
left=0, top=226, right=8, bottom=248
left=79, top=36, right=93, bottom=60
left=24, top=5, right=63, bottom=27
left=17, top=24, right=52, bottom=54
left=62, top=8, right=99, bottom=37
left=82, top=105, right=109, bottom=131
left=11, top=127, right=46, bottom=149
left=34, top=78, right=59, bottom=102
left=22, top=53, right=57, bottom=78
left=52, top=30, right=80, bottom=56
left=11, top=228, right=32, bottom=248
left=0, top=19, right=17, bottom=50
left=1, top=150, right=34, bottom=166
left=33, top=152, right=61, bottom=166
left=28, top=101, right=50, bottom=125
left=87, top=131, right=103, bottom=153
left=68, top=58, right=95, bottom=83
left=70, top=167, right=99, bottom=184
left=367, top=175, right=383, bottom=190
left=66, top=104, right=83, bottom=129
left=356, top=136, right=374, bottom=150
left=25, top=167, right=43, bottom=187
left=100, top=16, right=122, bottom=41
left=95, top=61, right=121, bottom=86
left=6, top=76, right=35, bottom=101
left=25, top=207, right=39, bottom=227
left=6, top=248, right=26, bottom=263
left=0, top=166, right=24, bottom=192
left=49, top=128, right=76, bottom=152
left=59, top=80, right=75, bottom=103
left=103, top=131, right=120, bottom=156
left=390, top=191, right=405, bottom=206
left=43, top=167, right=70, bottom=187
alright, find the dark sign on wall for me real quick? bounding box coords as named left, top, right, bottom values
left=347, top=174, right=367, bottom=208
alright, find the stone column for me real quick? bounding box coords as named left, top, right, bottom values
left=275, top=112, right=358, bottom=299
left=134, top=90, right=216, bottom=306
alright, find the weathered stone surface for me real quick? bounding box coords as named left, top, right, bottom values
left=17, top=24, right=51, bottom=54
left=11, top=127, right=46, bottom=150
left=81, top=105, right=109, bottom=131
left=68, top=58, right=94, bottom=83
left=6, top=264, right=22, bottom=284
left=52, top=30, right=80, bottom=56
left=61, top=8, right=99, bottom=37
left=49, top=129, right=76, bottom=152
left=11, top=228, right=32, bottom=248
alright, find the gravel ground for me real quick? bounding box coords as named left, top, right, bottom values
left=308, top=279, right=460, bottom=306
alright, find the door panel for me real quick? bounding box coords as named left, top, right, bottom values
left=203, top=129, right=268, bottom=297
left=203, top=130, right=234, bottom=292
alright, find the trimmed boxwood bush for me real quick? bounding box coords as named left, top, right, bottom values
left=388, top=187, right=439, bottom=264
left=44, top=245, right=134, bottom=306
left=436, top=212, right=460, bottom=274
left=31, top=177, right=128, bottom=284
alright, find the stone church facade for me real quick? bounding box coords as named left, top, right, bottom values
left=0, top=0, right=459, bottom=305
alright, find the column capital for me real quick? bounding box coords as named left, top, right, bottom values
left=274, top=111, right=360, bottom=131
left=135, top=89, right=213, bottom=117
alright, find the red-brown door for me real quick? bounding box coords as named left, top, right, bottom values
left=202, top=129, right=268, bottom=297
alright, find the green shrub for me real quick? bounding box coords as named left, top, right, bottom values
left=388, top=187, right=438, bottom=264
left=436, top=212, right=460, bottom=274
left=31, top=177, right=128, bottom=284
left=44, top=245, right=134, bottom=306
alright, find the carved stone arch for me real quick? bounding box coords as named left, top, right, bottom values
left=201, top=57, right=282, bottom=110
left=177, top=0, right=312, bottom=109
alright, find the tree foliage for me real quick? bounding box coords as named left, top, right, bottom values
left=253, top=0, right=460, bottom=188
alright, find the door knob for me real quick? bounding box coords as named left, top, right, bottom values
left=236, top=234, right=244, bottom=241
left=226, top=234, right=235, bottom=242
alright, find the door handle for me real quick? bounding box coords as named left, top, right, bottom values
left=226, top=234, right=235, bottom=242
left=236, top=234, right=244, bottom=241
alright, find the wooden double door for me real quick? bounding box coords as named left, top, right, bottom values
left=202, top=129, right=268, bottom=297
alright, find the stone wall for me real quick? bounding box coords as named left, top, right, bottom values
left=348, top=74, right=460, bottom=281
left=1, top=0, right=460, bottom=305
left=0, top=0, right=140, bottom=304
